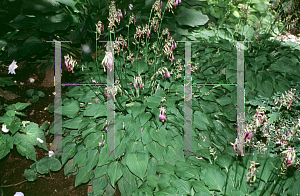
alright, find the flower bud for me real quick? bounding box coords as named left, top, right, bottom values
left=134, top=83, right=137, bottom=89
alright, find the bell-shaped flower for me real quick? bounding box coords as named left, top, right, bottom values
left=37, top=137, right=44, bottom=144
left=2, top=124, right=9, bottom=133
left=8, top=60, right=18, bottom=74
left=14, top=192, right=24, bottom=196
left=48, top=150, right=54, bottom=157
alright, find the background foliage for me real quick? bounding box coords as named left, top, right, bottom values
left=1, top=0, right=300, bottom=195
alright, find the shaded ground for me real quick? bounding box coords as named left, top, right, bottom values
left=0, top=62, right=121, bottom=195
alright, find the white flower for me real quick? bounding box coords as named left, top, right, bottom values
left=48, top=151, right=54, bottom=157
left=29, top=78, right=35, bottom=83
left=8, top=60, right=18, bottom=74
left=36, top=137, right=44, bottom=144
left=22, top=121, right=30, bottom=127
left=14, top=192, right=24, bottom=196
left=2, top=124, right=9, bottom=133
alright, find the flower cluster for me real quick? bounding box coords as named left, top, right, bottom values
left=163, top=36, right=177, bottom=63
left=96, top=20, right=104, bottom=40
left=170, top=58, right=183, bottom=80
left=246, top=160, right=260, bottom=185
left=153, top=1, right=162, bottom=17
left=64, top=54, right=77, bottom=73
left=129, top=13, right=136, bottom=25
left=166, top=0, right=182, bottom=14
left=114, top=34, right=128, bottom=55
left=277, top=88, right=297, bottom=110
left=108, top=1, right=123, bottom=32
left=104, top=79, right=122, bottom=99
left=281, top=147, right=296, bottom=172
left=151, top=67, right=171, bottom=80
left=232, top=86, right=300, bottom=177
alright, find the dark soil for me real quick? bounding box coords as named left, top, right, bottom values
left=0, top=61, right=121, bottom=196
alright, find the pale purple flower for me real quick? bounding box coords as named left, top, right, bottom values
left=147, top=29, right=150, bottom=38
left=165, top=70, right=170, bottom=78
left=179, top=0, right=181, bottom=3
left=134, top=83, right=137, bottom=89
left=129, top=4, right=133, bottom=10
left=120, top=12, right=123, bottom=18
left=159, top=114, right=167, bottom=122
left=141, top=128, right=143, bottom=134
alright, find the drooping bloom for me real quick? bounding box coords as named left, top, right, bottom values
left=8, top=60, right=18, bottom=74
left=147, top=29, right=150, bottom=38
left=173, top=0, right=178, bottom=8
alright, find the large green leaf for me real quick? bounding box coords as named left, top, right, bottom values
left=146, top=141, right=164, bottom=161
left=14, top=133, right=36, bottom=161
left=107, top=161, right=123, bottom=188
left=92, top=176, right=107, bottom=194
left=149, top=126, right=167, bottom=147
left=201, top=166, right=225, bottom=192
left=36, top=157, right=61, bottom=174
left=75, top=166, right=94, bottom=187
left=0, top=134, right=14, bottom=160
left=193, top=111, right=209, bottom=131
left=125, top=152, right=149, bottom=180
left=8, top=14, right=38, bottom=29
left=73, top=147, right=87, bottom=168
left=175, top=165, right=200, bottom=180
left=86, top=149, right=99, bottom=172
left=62, top=100, right=80, bottom=118
left=64, top=158, right=77, bottom=178
left=176, top=7, right=209, bottom=27
left=62, top=142, right=77, bottom=165
left=85, top=132, right=103, bottom=148
left=170, top=179, right=191, bottom=195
